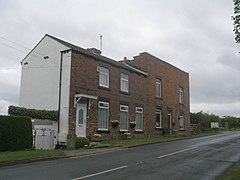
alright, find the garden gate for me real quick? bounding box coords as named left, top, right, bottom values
left=33, top=128, right=55, bottom=149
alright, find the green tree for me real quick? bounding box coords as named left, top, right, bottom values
left=233, top=0, right=240, bottom=43
left=190, top=111, right=219, bottom=131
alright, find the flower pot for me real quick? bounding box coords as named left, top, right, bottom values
left=111, top=121, right=119, bottom=128
left=129, top=123, right=136, bottom=129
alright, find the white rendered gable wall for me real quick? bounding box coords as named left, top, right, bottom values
left=19, top=35, right=71, bottom=142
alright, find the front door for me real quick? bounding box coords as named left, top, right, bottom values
left=76, top=103, right=87, bottom=137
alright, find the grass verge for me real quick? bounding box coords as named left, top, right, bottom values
left=219, top=162, right=240, bottom=180
left=100, top=135, right=185, bottom=146
left=0, top=129, right=228, bottom=163
left=99, top=130, right=225, bottom=147
left=0, top=150, right=65, bottom=162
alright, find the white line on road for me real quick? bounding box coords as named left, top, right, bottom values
left=157, top=147, right=196, bottom=159
left=71, top=165, right=128, bottom=180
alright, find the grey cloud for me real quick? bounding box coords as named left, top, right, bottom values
left=0, top=0, right=239, bottom=116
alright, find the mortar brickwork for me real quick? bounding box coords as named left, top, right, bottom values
left=68, top=51, right=148, bottom=140
left=130, top=52, right=190, bottom=135
left=68, top=50, right=190, bottom=141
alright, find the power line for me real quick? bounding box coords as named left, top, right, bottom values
left=0, top=36, right=58, bottom=64
left=0, top=67, right=20, bottom=70
left=0, top=35, right=30, bottom=50
left=0, top=42, right=27, bottom=54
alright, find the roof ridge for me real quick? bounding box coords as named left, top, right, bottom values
left=45, top=34, right=86, bottom=51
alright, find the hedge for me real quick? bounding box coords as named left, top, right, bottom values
left=0, top=115, right=33, bottom=152
left=8, top=105, right=58, bottom=121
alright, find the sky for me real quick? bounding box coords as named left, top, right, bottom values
left=0, top=0, right=239, bottom=117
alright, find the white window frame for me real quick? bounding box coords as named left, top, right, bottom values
left=156, top=79, right=161, bottom=98
left=120, top=73, right=129, bottom=93
left=179, top=87, right=184, bottom=104
left=120, top=105, right=129, bottom=131
left=98, top=101, right=109, bottom=131
left=179, top=114, right=184, bottom=130
left=99, top=67, right=109, bottom=88
left=135, top=107, right=143, bottom=131
left=156, top=109, right=162, bottom=128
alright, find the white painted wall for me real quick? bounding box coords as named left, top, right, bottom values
left=58, top=51, right=72, bottom=143
left=19, top=35, right=71, bottom=145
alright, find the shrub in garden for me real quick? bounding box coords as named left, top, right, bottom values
left=0, top=115, right=33, bottom=152
left=74, top=137, right=89, bottom=148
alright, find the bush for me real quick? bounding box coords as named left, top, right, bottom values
left=0, top=115, right=33, bottom=152
left=93, top=133, right=102, bottom=138
left=221, top=116, right=240, bottom=129
left=162, top=128, right=170, bottom=135
left=191, top=111, right=219, bottom=131
left=123, top=132, right=131, bottom=136
left=75, top=137, right=89, bottom=148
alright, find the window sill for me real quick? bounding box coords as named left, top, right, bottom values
left=98, top=86, right=111, bottom=91
left=119, top=129, right=128, bottom=132
left=155, top=97, right=163, bottom=100
left=97, top=129, right=110, bottom=134
left=120, top=91, right=130, bottom=95
left=179, top=128, right=185, bottom=131
left=155, top=127, right=163, bottom=130
left=134, top=130, right=144, bottom=134
left=119, top=129, right=128, bottom=133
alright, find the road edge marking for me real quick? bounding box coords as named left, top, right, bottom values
left=72, top=165, right=128, bottom=180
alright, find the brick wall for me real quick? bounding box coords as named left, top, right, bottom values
left=67, top=51, right=190, bottom=142
left=130, top=52, right=190, bottom=135
left=68, top=51, right=148, bottom=140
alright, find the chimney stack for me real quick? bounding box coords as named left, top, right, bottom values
left=87, top=48, right=101, bottom=55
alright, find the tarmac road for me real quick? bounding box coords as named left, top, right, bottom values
left=0, top=131, right=240, bottom=180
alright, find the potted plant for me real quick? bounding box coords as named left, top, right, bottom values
left=111, top=120, right=120, bottom=128
left=129, top=121, right=136, bottom=129
left=91, top=133, right=103, bottom=142
left=122, top=132, right=131, bottom=140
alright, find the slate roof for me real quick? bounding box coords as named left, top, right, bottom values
left=46, top=34, right=148, bottom=76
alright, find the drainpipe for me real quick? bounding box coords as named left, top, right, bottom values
left=57, top=51, right=63, bottom=148
left=56, top=49, right=71, bottom=149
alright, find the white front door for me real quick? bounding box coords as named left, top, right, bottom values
left=76, top=103, right=87, bottom=137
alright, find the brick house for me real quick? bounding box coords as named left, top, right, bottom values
left=19, top=34, right=190, bottom=148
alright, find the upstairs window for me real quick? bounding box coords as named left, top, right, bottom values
left=120, top=105, right=128, bottom=131
left=135, top=107, right=143, bottom=131
left=156, top=79, right=162, bottom=98
left=156, top=109, right=162, bottom=128
left=98, top=101, right=109, bottom=130
left=179, top=87, right=184, bottom=104
left=99, top=67, right=109, bottom=88
left=121, top=73, right=129, bottom=93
